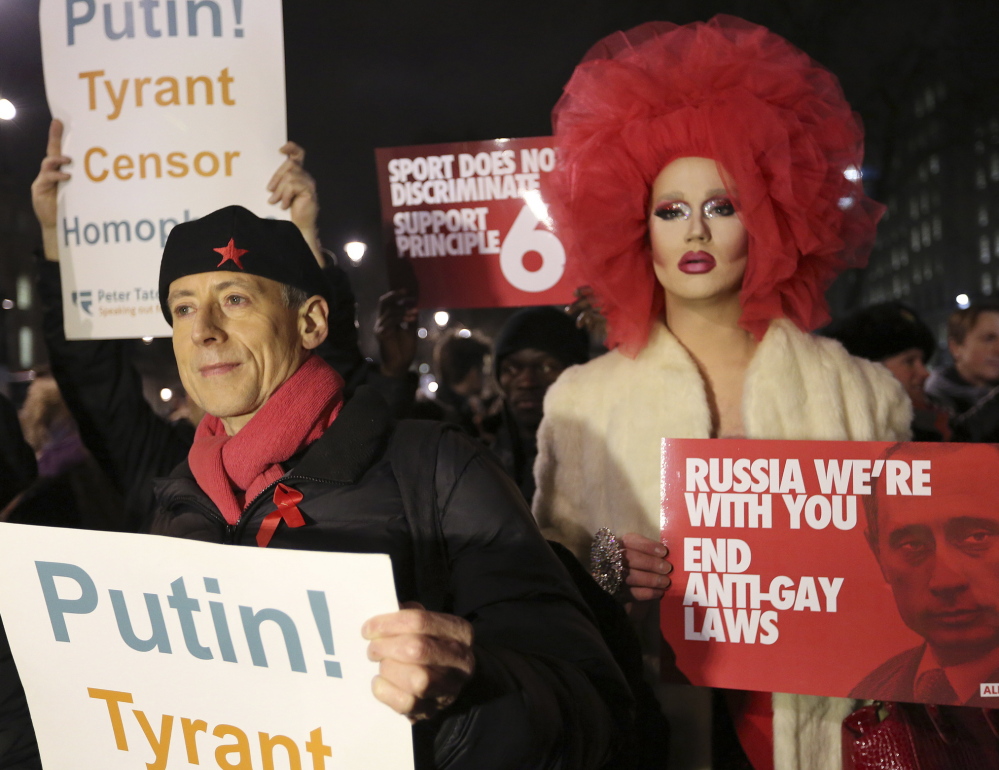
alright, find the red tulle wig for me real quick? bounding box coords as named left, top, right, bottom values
left=550, top=15, right=885, bottom=354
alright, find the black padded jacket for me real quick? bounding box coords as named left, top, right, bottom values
left=149, top=387, right=633, bottom=769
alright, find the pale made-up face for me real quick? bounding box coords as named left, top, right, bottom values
left=874, top=455, right=999, bottom=664
left=882, top=347, right=931, bottom=410
left=951, top=311, right=999, bottom=388
left=648, top=157, right=749, bottom=307
left=168, top=271, right=326, bottom=434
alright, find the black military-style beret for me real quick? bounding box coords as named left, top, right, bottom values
left=494, top=306, right=590, bottom=374
left=820, top=301, right=937, bottom=363
left=158, top=205, right=331, bottom=324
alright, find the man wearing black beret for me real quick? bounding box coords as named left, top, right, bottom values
left=151, top=205, right=630, bottom=769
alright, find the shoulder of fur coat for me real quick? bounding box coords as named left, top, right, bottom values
left=744, top=319, right=912, bottom=441
left=532, top=319, right=912, bottom=561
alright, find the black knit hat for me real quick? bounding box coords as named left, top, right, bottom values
left=494, top=307, right=589, bottom=373
left=820, top=302, right=937, bottom=363
left=158, top=205, right=331, bottom=324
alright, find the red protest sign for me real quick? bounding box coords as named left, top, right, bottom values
left=375, top=137, right=575, bottom=308
left=660, top=439, right=999, bottom=708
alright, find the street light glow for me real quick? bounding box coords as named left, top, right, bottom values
left=0, top=99, right=15, bottom=121
left=956, top=293, right=970, bottom=308
left=159, top=388, right=173, bottom=402
left=434, top=311, right=449, bottom=327
left=344, top=241, right=366, bottom=262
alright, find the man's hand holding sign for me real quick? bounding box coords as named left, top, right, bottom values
left=364, top=604, right=475, bottom=722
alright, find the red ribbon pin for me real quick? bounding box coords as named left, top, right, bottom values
left=256, top=483, right=306, bottom=547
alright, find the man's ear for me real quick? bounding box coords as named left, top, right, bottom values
left=298, top=295, right=329, bottom=350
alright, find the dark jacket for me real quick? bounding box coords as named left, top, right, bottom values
left=925, top=365, right=991, bottom=418
left=0, top=393, right=36, bottom=512
left=0, top=615, right=39, bottom=770
left=0, top=397, right=39, bottom=770
left=480, top=404, right=537, bottom=502
left=150, top=388, right=632, bottom=769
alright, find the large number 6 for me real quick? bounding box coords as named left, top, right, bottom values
left=499, top=203, right=565, bottom=292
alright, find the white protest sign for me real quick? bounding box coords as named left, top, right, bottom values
left=0, top=523, right=413, bottom=769
left=39, top=0, right=288, bottom=339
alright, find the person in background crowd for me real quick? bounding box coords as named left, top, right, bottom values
left=925, top=300, right=999, bottom=442
left=2, top=371, right=124, bottom=529
left=479, top=307, right=674, bottom=769
left=0, top=393, right=35, bottom=513
left=29, top=119, right=417, bottom=530
left=431, top=330, right=491, bottom=435
left=532, top=16, right=910, bottom=770
left=481, top=306, right=589, bottom=502
left=821, top=301, right=947, bottom=440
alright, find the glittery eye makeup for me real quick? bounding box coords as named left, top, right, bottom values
left=653, top=196, right=736, bottom=222
left=703, top=197, right=736, bottom=218
left=653, top=201, right=692, bottom=221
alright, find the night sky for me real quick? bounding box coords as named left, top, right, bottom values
left=2, top=0, right=997, bottom=335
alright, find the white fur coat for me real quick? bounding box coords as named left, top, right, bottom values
left=532, top=319, right=912, bottom=770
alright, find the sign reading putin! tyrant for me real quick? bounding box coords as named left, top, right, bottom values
left=0, top=524, right=414, bottom=769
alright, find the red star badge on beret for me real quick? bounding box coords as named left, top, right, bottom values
left=214, top=238, right=249, bottom=269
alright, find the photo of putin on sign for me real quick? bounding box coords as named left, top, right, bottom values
left=852, top=443, right=999, bottom=706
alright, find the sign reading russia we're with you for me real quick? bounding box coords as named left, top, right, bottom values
left=376, top=138, right=575, bottom=309
left=40, top=0, right=288, bottom=339
left=661, top=439, right=999, bottom=706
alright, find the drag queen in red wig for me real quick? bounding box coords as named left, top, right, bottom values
left=532, top=16, right=911, bottom=770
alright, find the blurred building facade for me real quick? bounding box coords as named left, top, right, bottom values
left=857, top=67, right=999, bottom=348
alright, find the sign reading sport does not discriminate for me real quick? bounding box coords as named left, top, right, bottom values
left=376, top=137, right=575, bottom=309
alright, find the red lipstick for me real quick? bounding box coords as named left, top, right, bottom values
left=678, top=251, right=716, bottom=274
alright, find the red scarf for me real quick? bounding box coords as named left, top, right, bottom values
left=189, top=355, right=345, bottom=527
